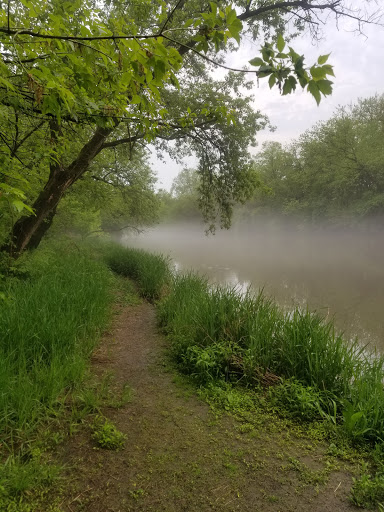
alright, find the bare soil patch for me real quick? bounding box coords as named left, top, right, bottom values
left=57, top=301, right=362, bottom=512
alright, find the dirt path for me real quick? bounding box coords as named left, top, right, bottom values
left=58, top=302, right=362, bottom=512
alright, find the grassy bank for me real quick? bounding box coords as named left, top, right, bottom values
left=2, top=240, right=384, bottom=509
left=0, top=245, right=113, bottom=437
left=157, top=273, right=384, bottom=445
left=0, top=242, right=115, bottom=508
left=102, top=243, right=170, bottom=301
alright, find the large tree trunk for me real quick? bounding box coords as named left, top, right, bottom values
left=3, top=124, right=115, bottom=258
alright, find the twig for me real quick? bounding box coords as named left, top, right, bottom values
left=334, top=481, right=342, bottom=493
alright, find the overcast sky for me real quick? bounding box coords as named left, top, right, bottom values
left=153, top=11, right=384, bottom=190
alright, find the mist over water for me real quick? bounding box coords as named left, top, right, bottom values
left=123, top=219, right=384, bottom=350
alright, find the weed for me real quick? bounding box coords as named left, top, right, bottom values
left=351, top=464, right=384, bottom=509
left=91, top=415, right=127, bottom=450
left=288, top=457, right=332, bottom=485
left=269, top=379, right=339, bottom=423
left=129, top=486, right=146, bottom=499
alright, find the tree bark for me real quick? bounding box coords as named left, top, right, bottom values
left=3, top=124, right=115, bottom=257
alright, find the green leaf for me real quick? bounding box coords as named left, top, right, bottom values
left=310, top=65, right=327, bottom=80
left=268, top=74, right=276, bottom=89
left=226, top=8, right=237, bottom=25
left=307, top=80, right=321, bottom=105
left=12, top=199, right=34, bottom=214
left=249, top=57, right=264, bottom=67
left=282, top=76, right=297, bottom=95
left=317, top=79, right=333, bottom=96
left=288, top=47, right=300, bottom=62
left=317, top=53, right=330, bottom=65
left=276, top=34, right=285, bottom=53
left=258, top=65, right=274, bottom=77
left=228, top=18, right=242, bottom=44
left=131, top=95, right=141, bottom=104
left=322, top=64, right=335, bottom=77
left=298, top=75, right=308, bottom=88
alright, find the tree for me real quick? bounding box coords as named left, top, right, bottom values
left=244, top=95, right=384, bottom=222
left=51, top=145, right=159, bottom=241
left=0, top=0, right=380, bottom=256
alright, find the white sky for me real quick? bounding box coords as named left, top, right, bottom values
left=153, top=12, right=384, bottom=190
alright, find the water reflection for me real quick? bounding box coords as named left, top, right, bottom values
left=124, top=221, right=384, bottom=350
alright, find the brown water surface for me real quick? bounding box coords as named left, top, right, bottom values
left=124, top=221, right=384, bottom=350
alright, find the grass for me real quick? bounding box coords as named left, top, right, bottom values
left=0, top=241, right=116, bottom=509
left=0, top=239, right=169, bottom=509
left=157, top=273, right=384, bottom=447
left=101, top=243, right=170, bottom=301
left=2, top=239, right=384, bottom=509
left=157, top=271, right=384, bottom=508
left=0, top=246, right=113, bottom=437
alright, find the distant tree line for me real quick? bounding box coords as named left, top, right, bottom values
left=162, top=95, right=384, bottom=226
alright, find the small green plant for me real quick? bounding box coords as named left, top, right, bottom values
left=91, top=415, right=127, bottom=450
left=0, top=455, right=61, bottom=501
left=269, top=379, right=338, bottom=423
left=351, top=463, right=384, bottom=509
left=181, top=341, right=240, bottom=383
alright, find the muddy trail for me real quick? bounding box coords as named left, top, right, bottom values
left=57, top=300, right=362, bottom=512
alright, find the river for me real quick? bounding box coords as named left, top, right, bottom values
left=123, top=220, right=384, bottom=351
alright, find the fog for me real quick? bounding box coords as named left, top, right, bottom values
left=123, top=219, right=384, bottom=350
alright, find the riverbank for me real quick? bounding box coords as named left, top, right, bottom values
left=54, top=295, right=361, bottom=512
left=0, top=240, right=383, bottom=510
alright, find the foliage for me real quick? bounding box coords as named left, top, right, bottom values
left=0, top=456, right=61, bottom=502
left=181, top=341, right=241, bottom=384
left=351, top=465, right=384, bottom=510
left=249, top=39, right=334, bottom=104
left=0, top=0, right=375, bottom=253
left=52, top=146, right=160, bottom=239
left=103, top=243, right=171, bottom=301
left=154, top=270, right=384, bottom=445
left=91, top=415, right=127, bottom=450
left=269, top=379, right=338, bottom=423
left=241, top=95, right=384, bottom=223
left=0, top=242, right=113, bottom=435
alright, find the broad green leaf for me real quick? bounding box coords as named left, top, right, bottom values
left=258, top=65, right=274, bottom=77
left=282, top=75, right=297, bottom=95
left=268, top=74, right=276, bottom=89
left=307, top=80, right=321, bottom=105
left=12, top=199, right=34, bottom=214
left=317, top=53, right=330, bottom=65
left=228, top=18, right=242, bottom=44
left=131, top=95, right=141, bottom=104
left=322, top=64, right=335, bottom=77
left=226, top=8, right=237, bottom=25
left=249, top=57, right=264, bottom=67
left=277, top=34, right=285, bottom=53
left=317, top=79, right=333, bottom=96
left=310, top=65, right=327, bottom=80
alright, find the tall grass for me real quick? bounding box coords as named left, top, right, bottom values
left=103, top=243, right=170, bottom=301
left=0, top=247, right=113, bottom=435
left=158, top=272, right=384, bottom=445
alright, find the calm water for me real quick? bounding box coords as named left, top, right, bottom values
left=124, top=221, right=384, bottom=350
